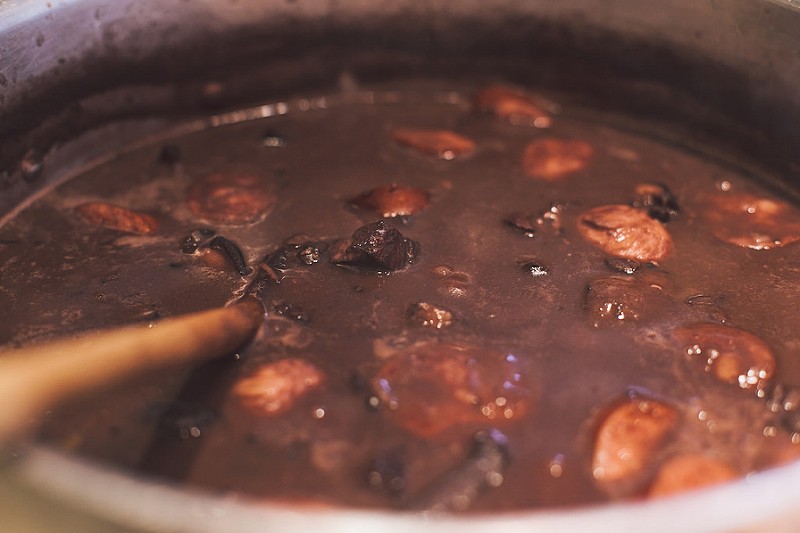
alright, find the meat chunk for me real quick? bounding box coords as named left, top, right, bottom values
left=522, top=139, right=593, bottom=181
left=648, top=454, right=737, bottom=498
left=473, top=85, right=552, bottom=127
left=584, top=276, right=669, bottom=327
left=186, top=172, right=276, bottom=226
left=350, top=184, right=430, bottom=219
left=371, top=342, right=528, bottom=437
left=331, top=221, right=418, bottom=272
left=577, top=204, right=673, bottom=262
left=592, top=396, right=678, bottom=484
left=632, top=183, right=680, bottom=223
left=76, top=202, right=158, bottom=234
left=391, top=128, right=476, bottom=160
left=672, top=323, right=776, bottom=395
left=232, top=359, right=324, bottom=416
left=704, top=192, right=800, bottom=250
left=407, top=302, right=454, bottom=329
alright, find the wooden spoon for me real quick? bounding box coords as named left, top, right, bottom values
left=0, top=297, right=264, bottom=446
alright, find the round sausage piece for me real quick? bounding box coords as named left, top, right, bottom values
left=473, top=85, right=552, bottom=127
left=672, top=323, right=776, bottom=394
left=350, top=184, right=430, bottom=219
left=372, top=342, right=529, bottom=437
left=648, top=454, right=738, bottom=498
left=187, top=172, right=276, bottom=226
left=76, top=202, right=158, bottom=234
left=522, top=138, right=593, bottom=181
left=233, top=358, right=325, bottom=416
left=592, top=396, right=678, bottom=484
left=391, top=128, right=476, bottom=160
left=577, top=204, right=673, bottom=262
left=705, top=192, right=800, bottom=250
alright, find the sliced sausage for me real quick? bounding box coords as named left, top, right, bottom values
left=648, top=454, right=738, bottom=498
left=672, top=323, right=776, bottom=394
left=705, top=192, right=800, bottom=250
left=391, top=128, right=476, bottom=160
left=350, top=184, right=430, bottom=219
left=473, top=85, right=552, bottom=127
left=76, top=202, right=158, bottom=234
left=187, top=172, right=276, bottom=226
left=592, top=396, right=677, bottom=484
left=577, top=204, right=673, bottom=262
left=522, top=139, right=593, bottom=181
left=372, top=342, right=528, bottom=437
left=232, top=358, right=324, bottom=416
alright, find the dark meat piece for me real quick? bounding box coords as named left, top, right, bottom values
left=704, top=192, right=800, bottom=250
left=604, top=258, right=641, bottom=275
left=232, top=359, right=325, bottom=417
left=76, top=202, right=158, bottom=234
left=522, top=138, right=593, bottom=181
left=207, top=236, right=248, bottom=276
left=186, top=172, right=276, bottom=226
left=584, top=276, right=669, bottom=327
left=371, top=342, right=529, bottom=437
left=331, top=221, right=418, bottom=273
left=407, top=429, right=510, bottom=512
left=473, top=85, right=552, bottom=127
left=256, top=239, right=330, bottom=284
left=407, top=302, right=454, bottom=329
left=181, top=228, right=217, bottom=254
left=592, top=395, right=677, bottom=485
left=391, top=127, right=476, bottom=160
left=350, top=184, right=430, bottom=219
left=504, top=213, right=537, bottom=237
left=632, top=183, right=680, bottom=223
left=672, top=323, right=776, bottom=395
left=647, top=454, right=737, bottom=498
left=577, top=204, right=673, bottom=262
left=180, top=230, right=248, bottom=276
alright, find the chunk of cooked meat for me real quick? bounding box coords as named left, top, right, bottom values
left=577, top=204, right=673, bottom=262
left=331, top=220, right=418, bottom=272
left=647, top=454, right=738, bottom=498
left=522, top=139, right=593, bottom=181
left=232, top=359, right=324, bottom=416
left=632, top=183, right=680, bottom=223
left=350, top=184, right=430, bottom=219
left=592, top=396, right=677, bottom=484
left=473, top=85, right=552, bottom=127
left=186, top=172, right=276, bottom=226
left=76, top=202, right=158, bottom=234
left=371, top=342, right=529, bottom=437
left=391, top=128, right=476, bottom=160
left=672, top=323, right=776, bottom=395
left=704, top=192, right=800, bottom=250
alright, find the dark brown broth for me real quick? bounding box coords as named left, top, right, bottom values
left=1, top=81, right=800, bottom=511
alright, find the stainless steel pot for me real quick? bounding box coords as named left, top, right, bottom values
left=1, top=1, right=800, bottom=531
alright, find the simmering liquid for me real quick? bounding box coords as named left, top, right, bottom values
left=1, top=81, right=800, bottom=511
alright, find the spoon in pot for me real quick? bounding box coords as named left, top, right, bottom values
left=0, top=297, right=264, bottom=447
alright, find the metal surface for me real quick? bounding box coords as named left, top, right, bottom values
left=1, top=0, right=800, bottom=530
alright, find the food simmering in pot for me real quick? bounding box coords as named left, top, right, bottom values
left=1, top=81, right=799, bottom=511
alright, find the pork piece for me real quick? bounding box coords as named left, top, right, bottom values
left=592, top=396, right=678, bottom=484
left=584, top=276, right=669, bottom=327
left=391, top=128, right=476, bottom=160
left=473, top=85, right=552, bottom=127
left=522, top=138, right=593, bottom=181
left=632, top=183, right=680, bottom=223
left=407, top=429, right=509, bottom=512
left=371, top=342, right=528, bottom=437
left=350, top=184, right=430, bottom=219
left=672, top=323, right=776, bottom=395
left=407, top=302, right=454, bottom=329
left=232, top=359, right=324, bottom=416
left=577, top=204, right=673, bottom=262
left=76, top=202, right=158, bottom=234
left=186, top=172, right=276, bottom=226
left=331, top=221, right=418, bottom=273
left=704, top=192, right=800, bottom=250
left=647, top=454, right=737, bottom=498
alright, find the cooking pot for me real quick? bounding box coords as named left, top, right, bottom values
left=2, top=0, right=800, bottom=531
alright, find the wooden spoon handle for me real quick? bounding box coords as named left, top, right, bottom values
left=0, top=298, right=264, bottom=445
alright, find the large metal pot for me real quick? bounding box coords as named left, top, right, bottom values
left=1, top=1, right=800, bottom=531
